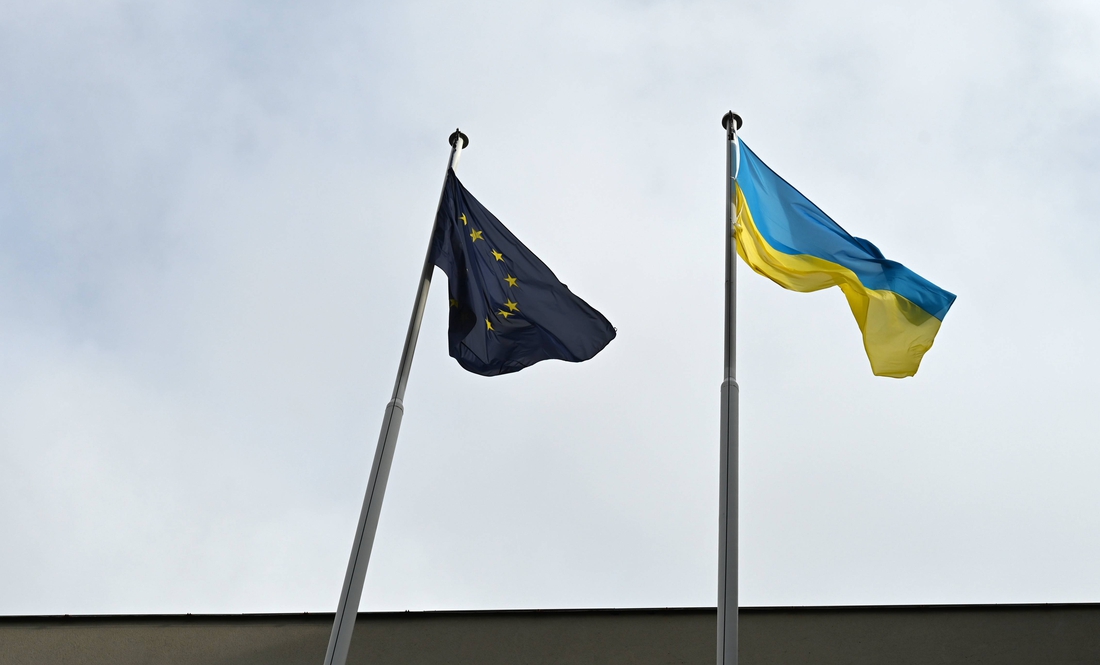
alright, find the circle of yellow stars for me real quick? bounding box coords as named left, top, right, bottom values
left=454, top=210, right=521, bottom=332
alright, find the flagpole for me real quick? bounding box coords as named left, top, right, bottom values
left=718, top=110, right=742, bottom=665
left=322, top=129, right=469, bottom=665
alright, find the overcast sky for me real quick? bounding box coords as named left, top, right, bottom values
left=2, top=0, right=1099, bottom=616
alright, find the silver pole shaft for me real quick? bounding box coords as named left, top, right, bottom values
left=322, top=136, right=463, bottom=665
left=718, top=113, right=740, bottom=665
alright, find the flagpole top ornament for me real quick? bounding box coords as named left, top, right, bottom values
left=722, top=112, right=742, bottom=136
left=449, top=129, right=469, bottom=149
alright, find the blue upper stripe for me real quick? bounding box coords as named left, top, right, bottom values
left=735, top=140, right=956, bottom=320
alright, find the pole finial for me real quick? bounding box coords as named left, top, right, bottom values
left=449, top=128, right=469, bottom=149
left=721, top=112, right=742, bottom=136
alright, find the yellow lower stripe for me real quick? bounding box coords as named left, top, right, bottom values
left=734, top=185, right=942, bottom=378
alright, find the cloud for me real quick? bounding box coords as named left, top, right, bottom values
left=1, top=0, right=1099, bottom=614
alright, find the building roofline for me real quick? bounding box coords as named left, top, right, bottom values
left=3, top=602, right=1099, bottom=623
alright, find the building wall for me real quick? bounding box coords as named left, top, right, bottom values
left=2, top=605, right=1098, bottom=665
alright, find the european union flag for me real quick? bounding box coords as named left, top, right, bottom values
left=428, top=169, right=615, bottom=376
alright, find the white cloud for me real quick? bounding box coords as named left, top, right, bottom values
left=1, top=0, right=1099, bottom=614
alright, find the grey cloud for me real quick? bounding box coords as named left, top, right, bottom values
left=1, top=0, right=1099, bottom=615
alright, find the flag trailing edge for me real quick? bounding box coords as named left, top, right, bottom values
left=732, top=139, right=956, bottom=378
left=429, top=169, right=616, bottom=376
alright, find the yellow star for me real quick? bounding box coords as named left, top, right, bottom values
left=497, top=310, right=512, bottom=318
left=491, top=249, right=504, bottom=261
left=485, top=318, right=494, bottom=331
left=504, top=299, right=519, bottom=312
left=504, top=275, right=518, bottom=287
left=449, top=298, right=459, bottom=308
left=459, top=213, right=467, bottom=225
left=470, top=229, right=483, bottom=242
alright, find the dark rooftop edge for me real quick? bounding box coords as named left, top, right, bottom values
left=3, top=602, right=1099, bottom=623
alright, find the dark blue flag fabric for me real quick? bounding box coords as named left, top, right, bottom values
left=428, top=169, right=615, bottom=376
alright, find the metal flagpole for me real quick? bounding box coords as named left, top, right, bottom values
left=718, top=110, right=742, bottom=665
left=322, top=129, right=469, bottom=665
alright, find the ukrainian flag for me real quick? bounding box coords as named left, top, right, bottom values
left=733, top=140, right=956, bottom=378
